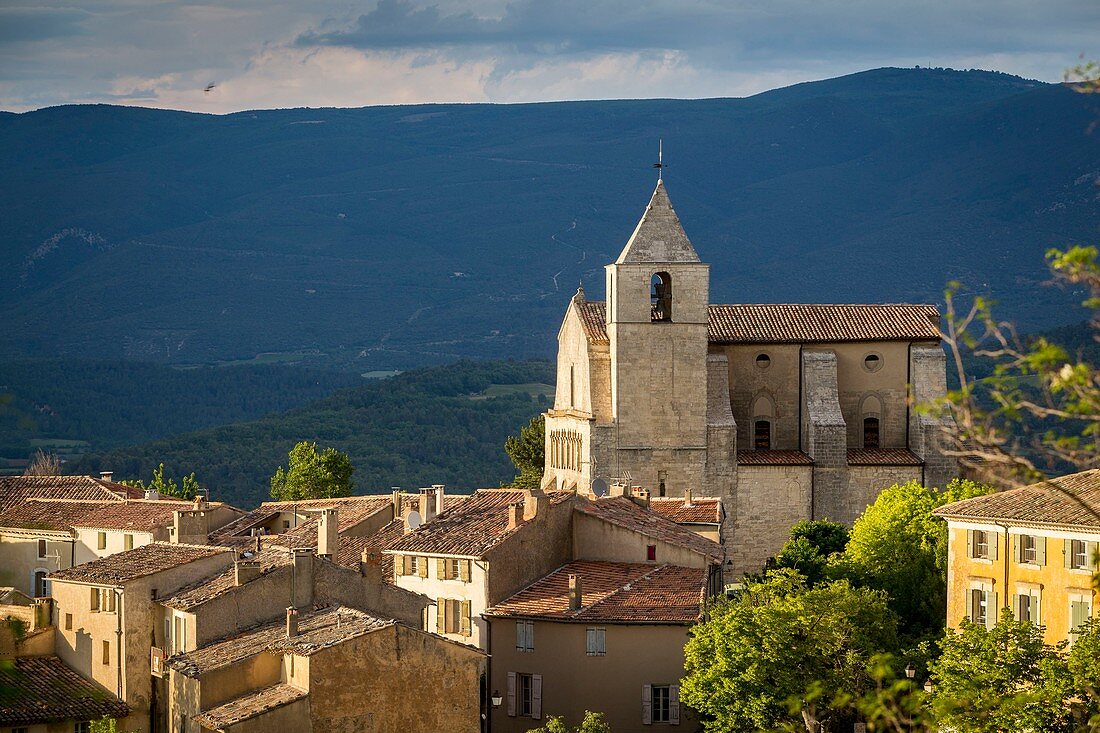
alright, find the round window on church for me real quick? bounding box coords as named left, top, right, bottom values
left=863, top=353, right=883, bottom=373
left=755, top=353, right=771, bottom=370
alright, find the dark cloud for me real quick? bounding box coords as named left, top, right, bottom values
left=0, top=6, right=90, bottom=44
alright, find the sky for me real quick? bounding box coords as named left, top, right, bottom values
left=0, top=0, right=1096, bottom=113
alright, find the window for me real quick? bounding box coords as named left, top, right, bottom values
left=95, top=588, right=116, bottom=614
left=1070, top=599, right=1092, bottom=643
left=96, top=532, right=107, bottom=551
left=863, top=417, right=880, bottom=449
left=437, top=598, right=471, bottom=636
left=646, top=544, right=657, bottom=562
left=1016, top=534, right=1045, bottom=565
left=90, top=587, right=100, bottom=612
left=863, top=353, right=883, bottom=372
left=1068, top=539, right=1090, bottom=570
left=518, top=673, right=536, bottom=717
left=33, top=570, right=48, bottom=598
left=76, top=722, right=91, bottom=733
left=968, top=530, right=995, bottom=560
left=755, top=353, right=771, bottom=369
left=506, top=671, right=542, bottom=719
left=754, top=420, right=771, bottom=450
left=37, top=538, right=47, bottom=559
left=643, top=684, right=680, bottom=725
left=969, top=588, right=995, bottom=628
left=516, top=620, right=534, bottom=652
left=282, top=520, right=291, bottom=530
left=586, top=627, right=606, bottom=656
left=651, top=272, right=672, bottom=322
left=65, top=613, right=72, bottom=630
left=124, top=534, right=134, bottom=551
left=1015, top=592, right=1040, bottom=624
left=657, top=470, right=667, bottom=498
left=102, top=640, right=110, bottom=666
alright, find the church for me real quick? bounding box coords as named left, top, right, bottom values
left=541, top=178, right=957, bottom=573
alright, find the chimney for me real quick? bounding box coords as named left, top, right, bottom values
left=286, top=607, right=299, bottom=638
left=433, top=484, right=445, bottom=515
left=317, top=508, right=338, bottom=559
left=683, top=488, right=693, bottom=507
left=419, top=488, right=437, bottom=522
left=360, top=549, right=382, bottom=585
left=173, top=509, right=208, bottom=545
left=507, top=503, right=523, bottom=531
left=568, top=574, right=582, bottom=610
left=391, top=489, right=403, bottom=520
left=234, top=559, right=261, bottom=586
left=522, top=488, right=543, bottom=521
left=143, top=489, right=160, bottom=501
left=291, top=548, right=313, bottom=608
left=99, top=471, right=114, bottom=482
left=631, top=487, right=651, bottom=509
left=610, top=482, right=628, bottom=497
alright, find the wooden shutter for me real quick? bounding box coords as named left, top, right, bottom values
left=395, top=555, right=405, bottom=576
left=987, top=591, right=998, bottom=629
left=966, top=530, right=974, bottom=558
left=1065, top=539, right=1074, bottom=569
left=669, top=684, right=680, bottom=725
left=516, top=621, right=525, bottom=650
left=1089, top=542, right=1098, bottom=571
left=460, top=559, right=471, bottom=582
left=642, top=684, right=653, bottom=725
left=989, top=533, right=998, bottom=561
left=586, top=628, right=596, bottom=655
left=507, top=672, right=516, bottom=717
left=460, top=600, right=472, bottom=637
left=90, top=587, right=99, bottom=611
left=436, top=599, right=445, bottom=633
left=531, top=674, right=542, bottom=720
left=1036, top=536, right=1047, bottom=566
left=418, top=556, right=428, bottom=578
left=437, top=558, right=447, bottom=579
left=1013, top=534, right=1021, bottom=563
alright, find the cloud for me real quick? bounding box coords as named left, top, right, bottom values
left=0, top=6, right=90, bottom=44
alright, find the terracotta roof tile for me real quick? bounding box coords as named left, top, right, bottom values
left=161, top=547, right=293, bottom=610
left=0, top=476, right=132, bottom=512
left=577, top=302, right=941, bottom=345
left=485, top=561, right=705, bottom=624
left=49, top=542, right=233, bottom=585
left=934, top=469, right=1100, bottom=529
left=338, top=520, right=404, bottom=577
left=72, top=499, right=197, bottom=531
left=209, top=507, right=281, bottom=540
left=386, top=490, right=566, bottom=558
left=0, top=656, right=129, bottom=725
left=169, top=605, right=394, bottom=677
left=847, top=448, right=923, bottom=466
left=575, top=497, right=722, bottom=561
left=266, top=497, right=395, bottom=549
left=0, top=499, right=114, bottom=532
left=737, top=450, right=814, bottom=466
left=193, top=683, right=306, bottom=730
left=649, top=497, right=722, bottom=524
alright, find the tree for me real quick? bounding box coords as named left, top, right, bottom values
left=1066, top=618, right=1100, bottom=727
left=23, top=449, right=61, bottom=476
left=774, top=519, right=849, bottom=585
left=269, top=441, right=354, bottom=501
left=120, top=463, right=202, bottom=500
left=682, top=570, right=898, bottom=733
left=836, top=479, right=991, bottom=641
left=527, top=711, right=611, bottom=733
left=505, top=414, right=545, bottom=489
left=930, top=611, right=1077, bottom=733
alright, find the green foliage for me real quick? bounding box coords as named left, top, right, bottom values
left=774, top=519, right=849, bottom=586
left=89, top=716, right=120, bottom=733
left=120, top=463, right=202, bottom=500
left=682, top=570, right=897, bottom=732
left=79, top=360, right=553, bottom=507
left=505, top=414, right=545, bottom=489
left=270, top=441, right=354, bottom=501
left=836, top=479, right=992, bottom=641
left=527, top=711, right=611, bottom=733
left=930, top=611, right=1078, bottom=732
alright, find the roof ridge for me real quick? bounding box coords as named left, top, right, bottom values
left=569, top=563, right=668, bottom=619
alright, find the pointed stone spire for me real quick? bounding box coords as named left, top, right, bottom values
left=614, top=180, right=700, bottom=264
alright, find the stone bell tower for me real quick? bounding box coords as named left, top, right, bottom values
left=604, top=179, right=712, bottom=497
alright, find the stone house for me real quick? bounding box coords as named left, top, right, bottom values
left=0, top=655, right=130, bottom=733
left=47, top=542, right=238, bottom=733
left=648, top=492, right=723, bottom=543
left=542, top=180, right=958, bottom=574
left=935, top=468, right=1100, bottom=644
left=165, top=604, right=484, bottom=733
left=72, top=500, right=243, bottom=565
left=485, top=560, right=709, bottom=732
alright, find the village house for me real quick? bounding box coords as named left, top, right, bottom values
left=542, top=180, right=958, bottom=574
left=0, top=499, right=113, bottom=597
left=47, top=542, right=238, bottom=733
left=165, top=604, right=484, bottom=733
left=0, top=655, right=130, bottom=733
left=935, top=468, right=1100, bottom=643
left=485, top=560, right=710, bottom=732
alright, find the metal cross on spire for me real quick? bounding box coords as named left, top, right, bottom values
left=653, top=139, right=664, bottom=181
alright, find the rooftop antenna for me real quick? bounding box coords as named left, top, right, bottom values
left=653, top=139, right=664, bottom=181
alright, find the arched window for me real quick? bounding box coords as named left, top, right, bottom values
left=651, top=272, right=672, bottom=322
left=863, top=417, right=880, bottom=449
left=754, top=420, right=772, bottom=450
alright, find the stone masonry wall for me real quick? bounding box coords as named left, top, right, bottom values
left=727, top=465, right=813, bottom=574
left=801, top=349, right=848, bottom=522
left=909, top=344, right=960, bottom=488
left=844, top=465, right=923, bottom=525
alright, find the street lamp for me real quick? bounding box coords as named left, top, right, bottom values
left=923, top=679, right=934, bottom=694
left=491, top=690, right=503, bottom=708
left=904, top=662, right=915, bottom=680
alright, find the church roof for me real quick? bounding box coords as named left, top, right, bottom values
left=576, top=301, right=941, bottom=344
left=615, top=181, right=701, bottom=264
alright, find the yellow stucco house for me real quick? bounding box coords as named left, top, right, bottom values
left=934, top=468, right=1099, bottom=643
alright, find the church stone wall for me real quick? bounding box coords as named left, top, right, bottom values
left=552, top=301, right=596, bottom=416
left=727, top=465, right=813, bottom=574
left=909, top=344, right=959, bottom=488
left=844, top=465, right=923, bottom=525
left=717, top=343, right=801, bottom=450
left=834, top=341, right=910, bottom=449
left=801, top=350, right=848, bottom=522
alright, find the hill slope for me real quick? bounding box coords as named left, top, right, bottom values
left=2, top=67, right=1098, bottom=369
left=72, top=360, right=554, bottom=507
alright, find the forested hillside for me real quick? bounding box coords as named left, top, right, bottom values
left=2, top=67, right=1097, bottom=370
left=72, top=360, right=554, bottom=508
